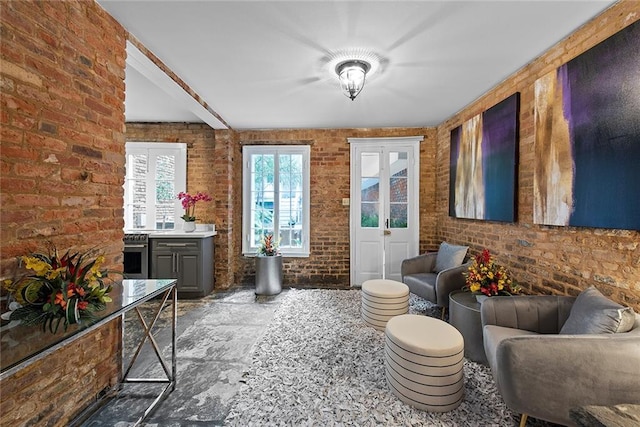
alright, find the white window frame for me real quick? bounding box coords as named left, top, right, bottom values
left=242, top=145, right=310, bottom=257
left=124, top=142, right=187, bottom=231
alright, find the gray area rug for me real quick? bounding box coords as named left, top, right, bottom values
left=224, top=289, right=535, bottom=426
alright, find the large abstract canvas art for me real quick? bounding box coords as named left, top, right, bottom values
left=449, top=93, right=520, bottom=222
left=534, top=20, right=640, bottom=230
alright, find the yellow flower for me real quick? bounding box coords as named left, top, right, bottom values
left=22, top=256, right=51, bottom=277
left=46, top=267, right=64, bottom=280
left=90, top=255, right=105, bottom=278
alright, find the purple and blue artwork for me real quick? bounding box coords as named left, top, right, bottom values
left=449, top=93, right=520, bottom=222
left=534, top=20, right=640, bottom=230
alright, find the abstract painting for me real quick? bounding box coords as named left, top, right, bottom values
left=533, top=20, right=640, bottom=230
left=449, top=93, right=520, bottom=222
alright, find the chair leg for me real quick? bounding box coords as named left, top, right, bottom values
left=441, top=306, right=447, bottom=320
left=519, top=414, right=528, bottom=427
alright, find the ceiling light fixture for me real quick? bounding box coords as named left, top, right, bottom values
left=335, top=59, right=371, bottom=101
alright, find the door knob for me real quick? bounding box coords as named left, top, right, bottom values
left=384, top=229, right=391, bottom=235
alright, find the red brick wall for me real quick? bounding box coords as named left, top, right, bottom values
left=436, top=0, right=640, bottom=309
left=0, top=1, right=126, bottom=425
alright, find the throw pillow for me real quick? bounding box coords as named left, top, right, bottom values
left=434, top=242, right=469, bottom=273
left=560, top=286, right=636, bottom=334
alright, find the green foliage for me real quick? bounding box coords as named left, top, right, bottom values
left=361, top=213, right=379, bottom=228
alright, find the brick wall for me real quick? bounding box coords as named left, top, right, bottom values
left=436, top=0, right=640, bottom=309
left=0, top=1, right=126, bottom=425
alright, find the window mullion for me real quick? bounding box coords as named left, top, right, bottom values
left=273, top=151, right=280, bottom=237
left=147, top=150, right=157, bottom=230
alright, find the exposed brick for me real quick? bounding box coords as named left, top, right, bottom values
left=71, top=144, right=102, bottom=159
left=0, top=1, right=125, bottom=425
left=38, top=121, right=57, bottom=135
left=0, top=60, right=43, bottom=87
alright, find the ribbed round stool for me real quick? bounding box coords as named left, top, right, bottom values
left=384, top=314, right=464, bottom=412
left=361, top=279, right=409, bottom=331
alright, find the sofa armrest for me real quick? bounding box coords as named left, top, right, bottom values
left=434, top=261, right=472, bottom=307
left=401, top=252, right=437, bottom=278
left=481, top=295, right=576, bottom=334
left=494, top=334, right=640, bottom=425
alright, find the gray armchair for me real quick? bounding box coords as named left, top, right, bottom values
left=400, top=242, right=470, bottom=319
left=481, top=294, right=640, bottom=427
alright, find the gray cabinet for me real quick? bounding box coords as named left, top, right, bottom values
left=150, top=237, right=214, bottom=298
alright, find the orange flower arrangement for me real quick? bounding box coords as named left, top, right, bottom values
left=2, top=246, right=114, bottom=333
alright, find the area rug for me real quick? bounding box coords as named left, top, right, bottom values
left=224, top=289, right=550, bottom=426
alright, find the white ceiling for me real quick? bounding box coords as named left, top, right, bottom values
left=97, top=0, right=616, bottom=130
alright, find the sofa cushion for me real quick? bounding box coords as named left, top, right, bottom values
left=560, top=286, right=636, bottom=334
left=403, top=273, right=437, bottom=302
left=434, top=242, right=468, bottom=273
left=483, top=325, right=539, bottom=378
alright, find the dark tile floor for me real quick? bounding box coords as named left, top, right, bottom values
left=78, top=286, right=287, bottom=427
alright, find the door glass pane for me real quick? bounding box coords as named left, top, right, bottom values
left=361, top=178, right=379, bottom=202
left=389, top=151, right=408, bottom=228
left=389, top=151, right=408, bottom=176
left=155, top=155, right=175, bottom=229
left=126, top=153, right=148, bottom=229
left=390, top=204, right=408, bottom=228
left=361, top=202, right=379, bottom=228
left=360, top=152, right=380, bottom=227
left=389, top=177, right=407, bottom=203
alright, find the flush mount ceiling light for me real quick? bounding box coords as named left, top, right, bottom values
left=336, top=60, right=371, bottom=101
left=327, top=49, right=382, bottom=101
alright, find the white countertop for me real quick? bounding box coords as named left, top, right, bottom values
left=148, top=230, right=217, bottom=238
left=124, top=225, right=217, bottom=239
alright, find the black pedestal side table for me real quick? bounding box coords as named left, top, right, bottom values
left=448, top=290, right=488, bottom=365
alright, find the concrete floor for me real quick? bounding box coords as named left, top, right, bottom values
left=79, top=286, right=287, bottom=426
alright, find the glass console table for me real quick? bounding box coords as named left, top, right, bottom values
left=1, top=279, right=178, bottom=426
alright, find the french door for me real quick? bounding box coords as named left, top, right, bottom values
left=348, top=137, right=422, bottom=285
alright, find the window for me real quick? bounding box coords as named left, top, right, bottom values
left=243, top=145, right=310, bottom=257
left=124, top=142, right=187, bottom=231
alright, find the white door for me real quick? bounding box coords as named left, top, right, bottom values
left=349, top=137, right=422, bottom=285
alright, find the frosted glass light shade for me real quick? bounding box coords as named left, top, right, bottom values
left=336, top=60, right=371, bottom=101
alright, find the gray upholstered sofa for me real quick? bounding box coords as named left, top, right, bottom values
left=481, top=289, right=640, bottom=426
left=400, top=242, right=471, bottom=318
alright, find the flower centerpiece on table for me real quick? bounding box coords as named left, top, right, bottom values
left=257, top=232, right=280, bottom=256
left=177, top=191, right=212, bottom=222
left=463, top=249, right=520, bottom=297
left=1, top=246, right=114, bottom=333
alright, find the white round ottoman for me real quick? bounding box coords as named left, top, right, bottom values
left=384, top=314, right=464, bottom=412
left=361, top=279, right=409, bottom=331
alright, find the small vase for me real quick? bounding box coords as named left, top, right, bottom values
left=475, top=294, right=489, bottom=304
left=183, top=221, right=196, bottom=232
